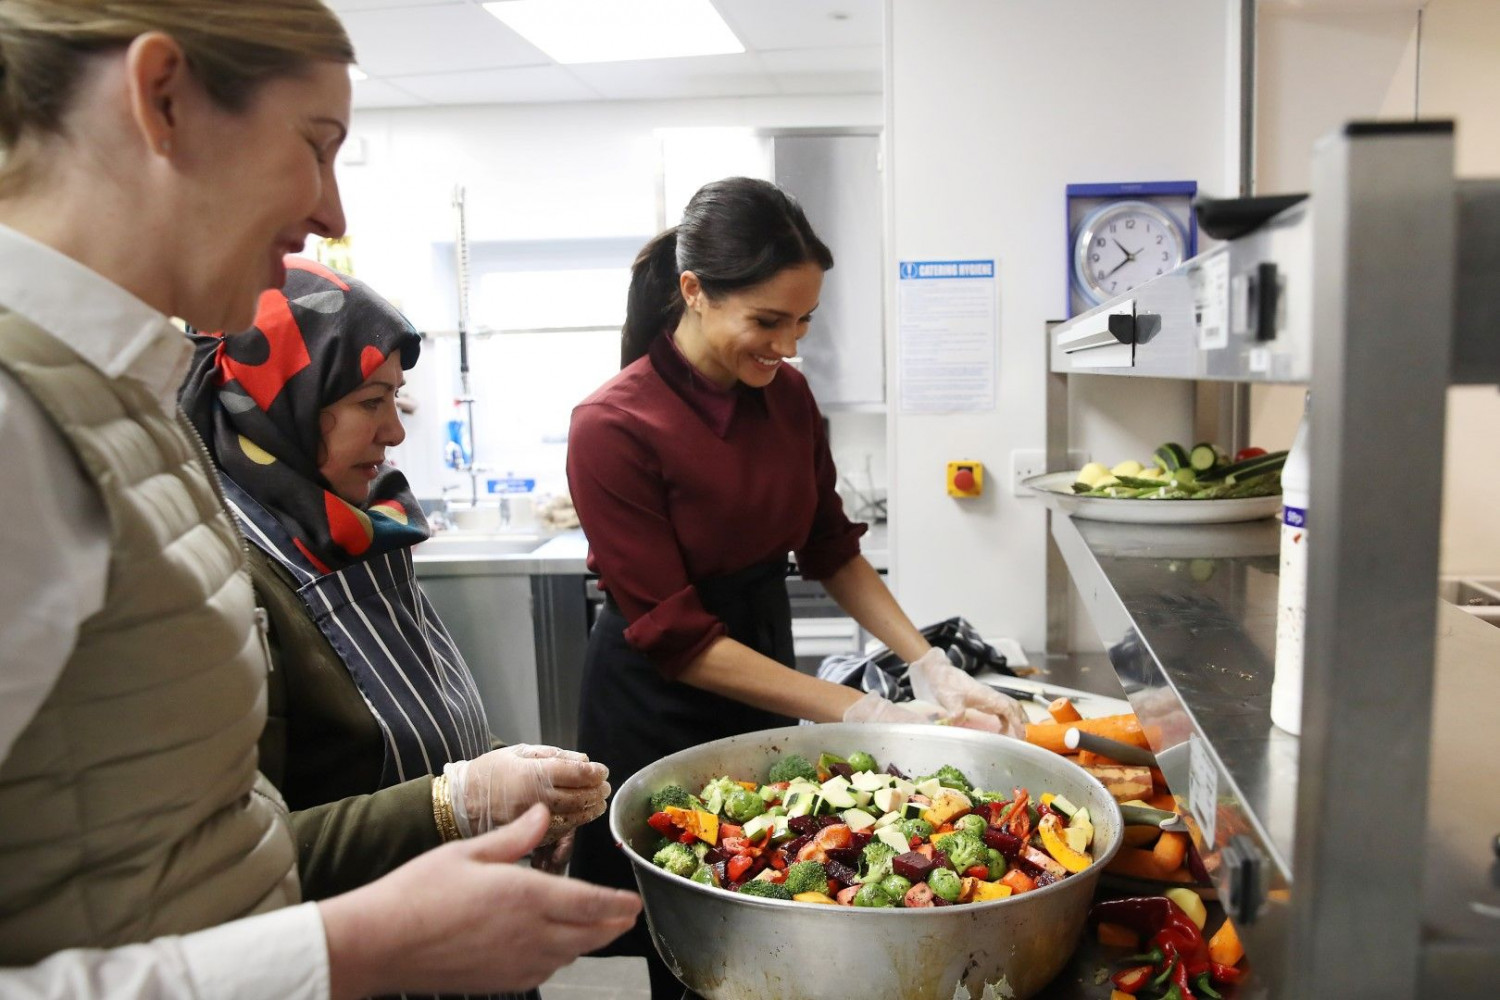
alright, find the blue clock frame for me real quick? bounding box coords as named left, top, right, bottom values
left=1066, top=180, right=1198, bottom=317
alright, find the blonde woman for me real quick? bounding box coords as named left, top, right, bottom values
left=0, top=3, right=638, bottom=998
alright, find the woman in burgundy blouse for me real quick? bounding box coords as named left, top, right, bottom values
left=566, top=178, right=1022, bottom=996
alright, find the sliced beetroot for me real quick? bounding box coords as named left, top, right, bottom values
left=932, top=895, right=952, bottom=906
left=825, top=859, right=861, bottom=888
left=903, top=882, right=937, bottom=908
left=787, top=816, right=821, bottom=836
left=983, top=827, right=1023, bottom=857
left=933, top=850, right=956, bottom=872
left=1032, top=870, right=1059, bottom=888
left=824, top=846, right=862, bottom=868
left=703, top=846, right=731, bottom=866
left=829, top=762, right=855, bottom=781
left=885, top=763, right=911, bottom=780
left=848, top=830, right=872, bottom=851
left=711, top=860, right=727, bottom=884
left=817, top=815, right=845, bottom=829
left=783, top=833, right=812, bottom=858
left=892, top=851, right=935, bottom=882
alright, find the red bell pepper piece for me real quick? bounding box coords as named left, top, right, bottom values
left=1110, top=965, right=1154, bottom=994
left=647, top=811, right=677, bottom=836
left=964, top=865, right=990, bottom=880
left=727, top=855, right=753, bottom=882
left=677, top=829, right=697, bottom=844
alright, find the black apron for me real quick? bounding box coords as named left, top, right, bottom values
left=571, top=559, right=797, bottom=999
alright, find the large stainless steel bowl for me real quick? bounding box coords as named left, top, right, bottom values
left=610, top=723, right=1123, bottom=1000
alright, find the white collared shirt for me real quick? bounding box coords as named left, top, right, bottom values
left=0, top=223, right=330, bottom=1000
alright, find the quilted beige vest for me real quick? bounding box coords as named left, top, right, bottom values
left=0, top=312, right=298, bottom=963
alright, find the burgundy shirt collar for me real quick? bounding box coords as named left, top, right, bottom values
left=649, top=332, right=751, bottom=439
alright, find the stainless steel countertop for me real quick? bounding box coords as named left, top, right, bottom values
left=412, top=522, right=890, bottom=577
left=1051, top=513, right=1500, bottom=991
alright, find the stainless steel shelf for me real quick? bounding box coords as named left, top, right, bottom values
left=1051, top=513, right=1500, bottom=995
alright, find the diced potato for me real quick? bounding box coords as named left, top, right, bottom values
left=969, top=880, right=1013, bottom=902
left=793, top=891, right=837, bottom=905
left=1110, top=459, right=1145, bottom=477
left=1078, top=462, right=1110, bottom=486
left=1165, top=887, right=1208, bottom=930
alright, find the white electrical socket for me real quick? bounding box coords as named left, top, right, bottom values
left=1011, top=449, right=1089, bottom=497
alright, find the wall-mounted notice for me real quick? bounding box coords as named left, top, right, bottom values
left=897, top=259, right=997, bottom=413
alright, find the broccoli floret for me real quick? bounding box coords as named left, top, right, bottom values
left=652, top=835, right=677, bottom=856
left=969, top=787, right=1007, bottom=806
left=766, top=753, right=818, bottom=784
left=846, top=750, right=878, bottom=774
left=652, top=842, right=698, bottom=877
left=738, top=879, right=793, bottom=901
left=650, top=784, right=694, bottom=812
left=942, top=831, right=987, bottom=872
left=723, top=787, right=766, bottom=824
left=927, top=764, right=973, bottom=793
left=899, top=818, right=934, bottom=842
left=782, top=860, right=829, bottom=896
left=860, top=840, right=898, bottom=883
left=955, top=813, right=987, bottom=837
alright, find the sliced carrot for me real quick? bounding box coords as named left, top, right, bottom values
left=1047, top=697, right=1082, bottom=724
left=1147, top=791, right=1180, bottom=812
left=999, top=868, right=1037, bottom=895
left=1152, top=831, right=1189, bottom=875
left=1025, top=714, right=1149, bottom=755
left=1078, top=749, right=1124, bottom=767
left=1208, top=917, right=1245, bottom=968
left=1096, top=921, right=1138, bottom=948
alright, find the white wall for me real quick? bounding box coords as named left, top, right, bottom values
left=1250, top=0, right=1500, bottom=575
left=884, top=0, right=1237, bottom=650
left=333, top=94, right=881, bottom=500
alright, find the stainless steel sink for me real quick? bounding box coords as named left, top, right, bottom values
left=415, top=533, right=546, bottom=557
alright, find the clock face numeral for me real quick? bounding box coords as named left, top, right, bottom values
left=1073, top=200, right=1187, bottom=306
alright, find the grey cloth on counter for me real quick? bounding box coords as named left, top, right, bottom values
left=815, top=616, right=1014, bottom=702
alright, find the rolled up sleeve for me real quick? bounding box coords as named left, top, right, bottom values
left=567, top=402, right=725, bottom=677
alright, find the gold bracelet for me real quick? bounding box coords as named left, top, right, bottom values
left=431, top=774, right=462, bottom=842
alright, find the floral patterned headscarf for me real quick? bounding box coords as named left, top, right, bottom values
left=181, top=257, right=427, bottom=574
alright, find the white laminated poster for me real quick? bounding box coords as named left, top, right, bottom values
left=897, top=259, right=997, bottom=413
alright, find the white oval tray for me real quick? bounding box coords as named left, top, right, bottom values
left=1023, top=471, right=1281, bottom=525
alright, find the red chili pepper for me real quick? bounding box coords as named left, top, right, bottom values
left=768, top=849, right=789, bottom=871
left=1170, top=957, right=1198, bottom=999
left=647, top=811, right=677, bottom=836
left=1210, top=962, right=1244, bottom=984
left=964, top=865, right=990, bottom=880
left=727, top=855, right=753, bottom=882
left=1110, top=965, right=1155, bottom=994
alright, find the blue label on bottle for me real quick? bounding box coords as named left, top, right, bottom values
left=1283, top=504, right=1307, bottom=528
left=486, top=477, right=536, bottom=495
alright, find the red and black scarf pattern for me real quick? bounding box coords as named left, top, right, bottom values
left=181, top=258, right=427, bottom=574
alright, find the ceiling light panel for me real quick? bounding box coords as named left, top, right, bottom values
left=483, top=0, right=745, bottom=64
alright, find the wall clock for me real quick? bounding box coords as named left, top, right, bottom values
left=1066, top=181, right=1197, bottom=316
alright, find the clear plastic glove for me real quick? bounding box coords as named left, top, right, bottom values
left=907, top=647, right=1028, bottom=738
left=841, top=690, right=939, bottom=724
left=319, top=804, right=641, bottom=998
left=448, top=744, right=610, bottom=843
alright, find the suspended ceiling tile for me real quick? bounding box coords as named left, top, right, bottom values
left=714, top=0, right=882, bottom=52
left=349, top=77, right=429, bottom=108
left=340, top=3, right=550, bottom=77
left=756, top=44, right=882, bottom=75
left=388, top=66, right=603, bottom=106
left=567, top=53, right=779, bottom=101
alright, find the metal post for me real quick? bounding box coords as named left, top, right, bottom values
left=1288, top=122, right=1455, bottom=997
left=1044, top=321, right=1069, bottom=656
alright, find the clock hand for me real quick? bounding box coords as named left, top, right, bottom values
left=1104, top=256, right=1132, bottom=278
left=1112, top=238, right=1136, bottom=260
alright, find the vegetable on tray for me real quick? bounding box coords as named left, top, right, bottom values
left=1091, top=895, right=1246, bottom=998
left=643, top=751, right=1098, bottom=906
left=1064, top=442, right=1287, bottom=501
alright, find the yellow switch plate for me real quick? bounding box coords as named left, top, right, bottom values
left=947, top=461, right=984, bottom=498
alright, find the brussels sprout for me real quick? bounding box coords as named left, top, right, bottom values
left=853, top=882, right=894, bottom=908
left=928, top=867, right=962, bottom=903
left=956, top=813, right=987, bottom=837
left=879, top=874, right=913, bottom=901
left=846, top=750, right=878, bottom=774
left=724, top=787, right=767, bottom=823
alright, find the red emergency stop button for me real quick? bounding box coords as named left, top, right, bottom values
left=953, top=468, right=976, bottom=492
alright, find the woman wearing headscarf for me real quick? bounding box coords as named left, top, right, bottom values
left=180, top=258, right=609, bottom=906
left=0, top=2, right=637, bottom=997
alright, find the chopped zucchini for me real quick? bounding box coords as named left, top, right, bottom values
left=1154, top=442, right=1190, bottom=472
left=1189, top=442, right=1220, bottom=473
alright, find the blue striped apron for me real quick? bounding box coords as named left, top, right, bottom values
left=223, top=477, right=535, bottom=1000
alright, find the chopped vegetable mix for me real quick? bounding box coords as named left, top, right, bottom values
left=644, top=750, right=1097, bottom=907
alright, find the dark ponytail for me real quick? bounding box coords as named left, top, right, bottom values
left=620, top=176, right=834, bottom=367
